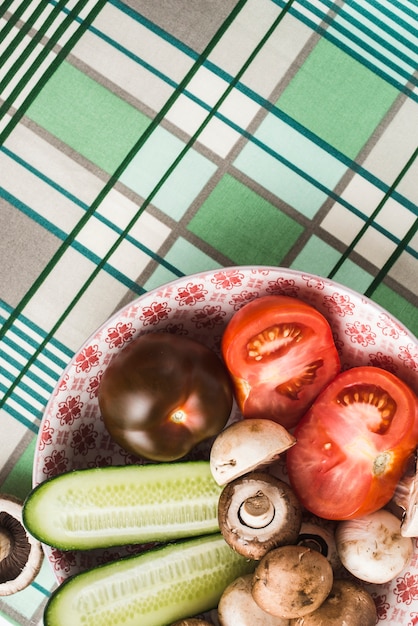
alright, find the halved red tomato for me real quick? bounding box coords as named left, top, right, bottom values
left=286, top=366, right=418, bottom=520
left=221, top=295, right=340, bottom=429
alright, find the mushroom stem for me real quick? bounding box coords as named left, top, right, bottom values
left=240, top=492, right=275, bottom=529
left=0, top=530, right=11, bottom=562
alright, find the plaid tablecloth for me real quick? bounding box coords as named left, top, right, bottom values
left=0, top=1, right=417, bottom=624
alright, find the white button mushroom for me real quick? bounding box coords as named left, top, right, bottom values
left=217, top=472, right=302, bottom=560
left=0, top=494, right=44, bottom=595
left=210, top=418, right=296, bottom=486
left=335, top=508, right=413, bottom=584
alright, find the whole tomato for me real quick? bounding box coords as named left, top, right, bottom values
left=98, top=332, right=233, bottom=462
left=221, top=295, right=340, bottom=429
left=286, top=366, right=418, bottom=520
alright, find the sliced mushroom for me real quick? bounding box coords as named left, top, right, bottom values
left=289, top=579, right=377, bottom=626
left=296, top=516, right=343, bottom=575
left=218, top=574, right=290, bottom=625
left=210, top=419, right=295, bottom=486
left=251, top=545, right=333, bottom=619
left=218, top=472, right=302, bottom=560
left=390, top=450, right=418, bottom=537
left=0, top=494, right=43, bottom=595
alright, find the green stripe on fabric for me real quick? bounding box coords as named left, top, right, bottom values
left=0, top=0, right=296, bottom=412
left=270, top=0, right=418, bottom=101
left=0, top=0, right=15, bottom=21
left=329, top=146, right=418, bottom=281
left=0, top=0, right=251, bottom=416
left=0, top=0, right=107, bottom=142
left=0, top=188, right=148, bottom=295
left=0, top=145, right=184, bottom=279
left=365, top=219, right=418, bottom=298
left=0, top=0, right=70, bottom=92
left=0, top=0, right=35, bottom=42
left=40, top=0, right=414, bottom=218
left=0, top=300, right=73, bottom=360
left=2, top=335, right=62, bottom=387
left=0, top=0, right=249, bottom=343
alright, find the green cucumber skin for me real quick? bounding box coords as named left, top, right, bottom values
left=44, top=534, right=256, bottom=626
left=23, top=461, right=222, bottom=550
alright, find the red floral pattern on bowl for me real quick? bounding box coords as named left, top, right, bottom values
left=34, top=266, right=418, bottom=623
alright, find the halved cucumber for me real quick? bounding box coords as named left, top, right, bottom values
left=23, top=461, right=222, bottom=550
left=44, top=534, right=256, bottom=626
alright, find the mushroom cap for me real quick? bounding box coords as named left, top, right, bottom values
left=218, top=472, right=302, bottom=560
left=251, top=545, right=333, bottom=619
left=210, top=419, right=295, bottom=486
left=0, top=494, right=44, bottom=596
left=171, top=617, right=212, bottom=626
left=335, top=509, right=413, bottom=584
left=218, top=574, right=290, bottom=626
left=289, top=579, right=377, bottom=625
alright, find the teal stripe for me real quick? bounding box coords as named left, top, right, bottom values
left=108, top=0, right=198, bottom=58
left=0, top=386, right=39, bottom=433
left=329, top=146, right=418, bottom=279
left=364, top=0, right=418, bottom=32
left=31, top=580, right=51, bottom=597
left=0, top=0, right=251, bottom=415
left=0, top=318, right=69, bottom=371
left=270, top=0, right=418, bottom=101
left=41, top=0, right=417, bottom=216
left=0, top=188, right=148, bottom=295
left=366, top=218, right=418, bottom=298
left=298, top=0, right=417, bottom=85
left=0, top=146, right=185, bottom=279
left=2, top=336, right=61, bottom=388
left=3, top=125, right=417, bottom=260
left=0, top=0, right=249, bottom=345
left=1, top=361, right=53, bottom=409
left=62, top=5, right=418, bottom=216
left=0, top=301, right=74, bottom=360
left=346, top=0, right=418, bottom=54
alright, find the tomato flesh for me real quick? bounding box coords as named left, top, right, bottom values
left=221, top=295, right=341, bottom=429
left=286, top=366, right=418, bottom=520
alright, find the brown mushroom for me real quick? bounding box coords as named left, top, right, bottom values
left=251, top=545, right=333, bottom=619
left=217, top=472, right=302, bottom=560
left=210, top=418, right=295, bottom=486
left=0, top=494, right=43, bottom=595
left=218, top=574, right=290, bottom=625
left=289, top=579, right=377, bottom=625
